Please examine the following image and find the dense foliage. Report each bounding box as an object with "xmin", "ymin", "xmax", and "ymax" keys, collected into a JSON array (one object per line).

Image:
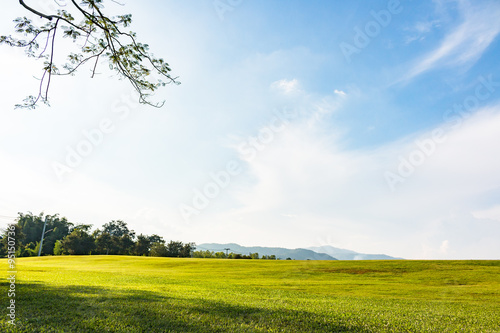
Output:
[
  {"xmin": 192, "ymin": 250, "xmax": 276, "ymax": 260},
  {"xmin": 0, "ymin": 212, "xmax": 193, "ymax": 258}
]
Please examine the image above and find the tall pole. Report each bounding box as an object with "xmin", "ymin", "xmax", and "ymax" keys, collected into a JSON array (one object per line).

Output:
[{"xmin": 38, "ymin": 216, "xmax": 48, "ymax": 257}]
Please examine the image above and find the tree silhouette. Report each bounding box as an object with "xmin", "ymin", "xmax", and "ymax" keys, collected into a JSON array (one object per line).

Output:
[{"xmin": 0, "ymin": 0, "xmax": 179, "ymax": 109}]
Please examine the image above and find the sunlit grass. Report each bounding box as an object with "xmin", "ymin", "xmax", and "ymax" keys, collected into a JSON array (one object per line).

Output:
[{"xmin": 1, "ymin": 256, "xmax": 499, "ymax": 332}]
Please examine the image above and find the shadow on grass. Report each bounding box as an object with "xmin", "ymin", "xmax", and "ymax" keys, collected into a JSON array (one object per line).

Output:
[{"xmin": 0, "ymin": 281, "xmax": 362, "ymax": 333}]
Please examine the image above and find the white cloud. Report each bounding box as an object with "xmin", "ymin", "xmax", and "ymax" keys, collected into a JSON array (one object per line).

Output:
[
  {"xmin": 472, "ymin": 205, "xmax": 500, "ymax": 222},
  {"xmin": 270, "ymin": 79, "xmax": 301, "ymax": 95},
  {"xmin": 404, "ymin": 19, "xmax": 440, "ymax": 44},
  {"xmin": 439, "ymin": 240, "xmax": 449, "ymax": 253},
  {"xmin": 222, "ymin": 100, "xmax": 500, "ymax": 259},
  {"xmin": 414, "ymin": 20, "xmax": 440, "ymax": 34},
  {"xmin": 401, "ymin": 0, "xmax": 500, "ymax": 81},
  {"xmin": 334, "ymin": 89, "xmax": 346, "ymax": 96},
  {"xmin": 0, "ymin": 149, "xmax": 183, "ymax": 236}
]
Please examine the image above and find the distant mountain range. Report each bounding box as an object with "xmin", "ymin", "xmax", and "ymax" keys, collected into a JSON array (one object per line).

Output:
[
  {"xmin": 308, "ymin": 245, "xmax": 402, "ymax": 260},
  {"xmin": 196, "ymin": 243, "xmax": 402, "ymax": 260},
  {"xmin": 197, "ymin": 243, "xmax": 336, "ymax": 260}
]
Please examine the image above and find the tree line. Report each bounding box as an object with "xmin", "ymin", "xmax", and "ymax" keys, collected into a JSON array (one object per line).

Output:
[
  {"xmin": 192, "ymin": 250, "xmax": 278, "ymax": 260},
  {"xmin": 0, "ymin": 212, "xmax": 194, "ymax": 258}
]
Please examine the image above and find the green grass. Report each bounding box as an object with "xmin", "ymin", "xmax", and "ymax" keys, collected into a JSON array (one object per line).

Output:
[{"xmin": 1, "ymin": 256, "xmax": 499, "ymax": 332}]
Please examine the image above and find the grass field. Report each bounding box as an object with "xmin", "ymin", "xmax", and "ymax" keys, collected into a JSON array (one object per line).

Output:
[{"xmin": 1, "ymin": 256, "xmax": 499, "ymax": 332}]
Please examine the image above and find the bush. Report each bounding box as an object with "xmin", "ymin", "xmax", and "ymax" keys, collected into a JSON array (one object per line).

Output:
[
  {"xmin": 150, "ymin": 242, "xmax": 169, "ymax": 257},
  {"xmin": 54, "ymin": 240, "xmax": 68, "ymax": 255}
]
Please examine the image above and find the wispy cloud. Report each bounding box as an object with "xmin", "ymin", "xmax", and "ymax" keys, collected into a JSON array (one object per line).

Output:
[
  {"xmin": 404, "ymin": 19, "xmax": 440, "ymax": 44},
  {"xmin": 270, "ymin": 79, "xmax": 302, "ymax": 95},
  {"xmin": 472, "ymin": 205, "xmax": 500, "ymax": 222},
  {"xmin": 401, "ymin": 0, "xmax": 500, "ymax": 82}
]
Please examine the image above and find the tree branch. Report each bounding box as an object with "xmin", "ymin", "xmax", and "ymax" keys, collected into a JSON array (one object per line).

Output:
[
  {"xmin": 19, "ymin": 0, "xmax": 89, "ymax": 33},
  {"xmin": 19, "ymin": 0, "xmax": 54, "ymax": 21},
  {"xmin": 6, "ymin": 0, "xmax": 180, "ymax": 108},
  {"xmin": 44, "ymin": 19, "xmax": 59, "ymax": 101}
]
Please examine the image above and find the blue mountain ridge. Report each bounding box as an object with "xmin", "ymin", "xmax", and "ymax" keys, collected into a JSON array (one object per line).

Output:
[{"xmin": 196, "ymin": 243, "xmax": 403, "ymax": 260}]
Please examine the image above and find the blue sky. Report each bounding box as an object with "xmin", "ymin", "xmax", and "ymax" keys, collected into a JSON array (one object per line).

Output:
[{"xmin": 1, "ymin": 0, "xmax": 500, "ymax": 259}]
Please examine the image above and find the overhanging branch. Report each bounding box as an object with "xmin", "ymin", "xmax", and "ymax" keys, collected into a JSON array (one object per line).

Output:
[
  {"xmin": 4, "ymin": 0, "xmax": 180, "ymax": 109},
  {"xmin": 19, "ymin": 0, "xmax": 54, "ymax": 21}
]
